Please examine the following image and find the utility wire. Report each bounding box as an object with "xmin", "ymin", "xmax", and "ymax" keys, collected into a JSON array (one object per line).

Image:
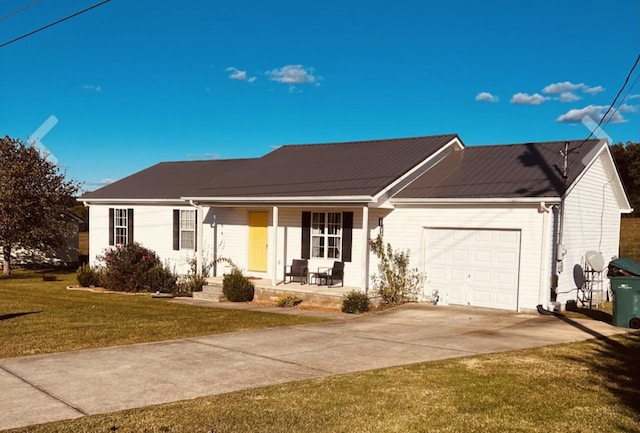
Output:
[
  {"xmin": 0, "ymin": 0, "xmax": 112, "ymax": 49},
  {"xmin": 601, "ymin": 71, "xmax": 640, "ymax": 131},
  {"xmin": 571, "ymin": 53, "xmax": 640, "ymax": 151},
  {"xmin": 0, "ymin": 0, "xmax": 44, "ymax": 23}
]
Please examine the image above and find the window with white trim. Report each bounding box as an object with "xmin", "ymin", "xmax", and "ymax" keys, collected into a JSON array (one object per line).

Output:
[
  {"xmin": 114, "ymin": 209, "xmax": 128, "ymax": 245},
  {"xmin": 311, "ymin": 212, "xmax": 342, "ymax": 259},
  {"xmin": 180, "ymin": 210, "xmax": 195, "ymax": 250}
]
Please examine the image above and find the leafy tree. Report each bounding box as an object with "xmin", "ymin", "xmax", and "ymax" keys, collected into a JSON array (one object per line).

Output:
[
  {"xmin": 0, "ymin": 136, "xmax": 80, "ymax": 274},
  {"xmin": 610, "ymin": 141, "xmax": 640, "ymax": 217}
]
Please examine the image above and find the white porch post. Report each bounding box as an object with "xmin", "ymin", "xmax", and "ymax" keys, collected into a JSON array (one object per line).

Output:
[
  {"xmin": 196, "ymin": 204, "xmax": 203, "ymax": 276},
  {"xmin": 361, "ymin": 206, "xmax": 369, "ymax": 292},
  {"xmin": 272, "ymin": 206, "xmax": 279, "ymax": 286}
]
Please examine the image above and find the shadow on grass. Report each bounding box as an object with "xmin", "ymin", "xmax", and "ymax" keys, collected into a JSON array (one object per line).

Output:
[
  {"xmin": 0, "ymin": 311, "xmax": 42, "ymax": 321},
  {"xmin": 553, "ymin": 314, "xmax": 640, "ymax": 431},
  {"xmin": 570, "ymin": 308, "xmax": 613, "ymax": 324}
]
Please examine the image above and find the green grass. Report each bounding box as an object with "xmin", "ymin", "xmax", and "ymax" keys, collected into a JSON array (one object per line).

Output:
[
  {"xmin": 8, "ymin": 332, "xmax": 639, "ymax": 433},
  {"xmin": 0, "ymin": 269, "xmax": 326, "ymax": 359},
  {"xmin": 620, "ymin": 218, "xmax": 639, "ymax": 262}
]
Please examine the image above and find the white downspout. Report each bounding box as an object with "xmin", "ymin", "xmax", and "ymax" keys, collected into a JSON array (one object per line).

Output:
[
  {"xmin": 538, "ymin": 201, "xmax": 552, "ymax": 307},
  {"xmin": 189, "ymin": 200, "xmax": 203, "ymax": 276}
]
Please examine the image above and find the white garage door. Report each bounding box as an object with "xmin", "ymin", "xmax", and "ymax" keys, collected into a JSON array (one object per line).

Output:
[{"xmin": 424, "ymin": 228, "xmax": 521, "ymax": 311}]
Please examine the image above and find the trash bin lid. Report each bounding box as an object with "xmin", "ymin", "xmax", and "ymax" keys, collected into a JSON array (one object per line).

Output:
[{"xmin": 609, "ymin": 257, "xmax": 640, "ymax": 277}]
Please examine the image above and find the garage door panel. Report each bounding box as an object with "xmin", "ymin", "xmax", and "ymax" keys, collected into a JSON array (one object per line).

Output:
[{"xmin": 424, "ymin": 228, "xmax": 521, "ymax": 311}]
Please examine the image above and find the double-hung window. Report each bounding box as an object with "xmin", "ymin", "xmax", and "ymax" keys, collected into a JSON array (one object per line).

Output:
[
  {"xmin": 180, "ymin": 210, "xmax": 195, "ymax": 250},
  {"xmin": 311, "ymin": 212, "xmax": 342, "ymax": 259},
  {"xmin": 114, "ymin": 209, "xmax": 129, "ymax": 245},
  {"xmin": 173, "ymin": 209, "xmax": 197, "ymax": 251}
]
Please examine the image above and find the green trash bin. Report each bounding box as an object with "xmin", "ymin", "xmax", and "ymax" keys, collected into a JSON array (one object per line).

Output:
[
  {"xmin": 609, "ymin": 257, "xmax": 640, "ymax": 329},
  {"xmin": 610, "ymin": 277, "xmax": 640, "ymax": 329}
]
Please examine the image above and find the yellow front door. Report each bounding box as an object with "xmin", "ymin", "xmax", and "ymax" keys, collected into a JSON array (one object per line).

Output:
[{"xmin": 248, "ymin": 211, "xmax": 268, "ymax": 272}]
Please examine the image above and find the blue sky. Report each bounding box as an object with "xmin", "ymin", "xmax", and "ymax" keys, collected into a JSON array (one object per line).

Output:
[{"xmin": 1, "ymin": 0, "xmax": 639, "ymax": 191}]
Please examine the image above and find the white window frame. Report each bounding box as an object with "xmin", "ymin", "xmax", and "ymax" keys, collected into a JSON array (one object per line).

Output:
[
  {"xmin": 311, "ymin": 212, "xmax": 342, "ymax": 259},
  {"xmin": 180, "ymin": 209, "xmax": 196, "ymax": 250},
  {"xmin": 114, "ymin": 209, "xmax": 128, "ymax": 245}
]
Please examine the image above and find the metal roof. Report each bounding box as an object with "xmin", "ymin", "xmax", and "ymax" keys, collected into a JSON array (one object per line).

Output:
[
  {"xmin": 394, "ymin": 139, "xmax": 603, "ymax": 200},
  {"xmin": 82, "ymin": 134, "xmax": 458, "ymax": 200}
]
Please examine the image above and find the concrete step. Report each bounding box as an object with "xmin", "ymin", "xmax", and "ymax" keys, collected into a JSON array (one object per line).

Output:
[{"xmin": 192, "ymin": 283, "xmax": 226, "ymax": 302}]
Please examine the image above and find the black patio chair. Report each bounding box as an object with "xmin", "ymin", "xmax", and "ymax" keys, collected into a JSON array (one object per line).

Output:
[
  {"xmin": 317, "ymin": 261, "xmax": 344, "ymax": 287},
  {"xmin": 284, "ymin": 259, "xmax": 308, "ymax": 284}
]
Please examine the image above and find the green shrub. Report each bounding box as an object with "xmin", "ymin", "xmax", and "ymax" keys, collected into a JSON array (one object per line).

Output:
[
  {"xmin": 222, "ymin": 268, "xmax": 255, "ymax": 302},
  {"xmin": 174, "ymin": 274, "xmax": 207, "ymax": 297},
  {"xmin": 76, "ymin": 264, "xmax": 100, "ymax": 287},
  {"xmin": 369, "ymin": 234, "xmax": 425, "ymax": 307},
  {"xmin": 42, "ymin": 274, "xmax": 57, "ymax": 282},
  {"xmin": 277, "ymin": 294, "xmax": 303, "ymax": 307},
  {"xmin": 342, "ymin": 291, "xmax": 370, "ymax": 314},
  {"xmin": 98, "ymin": 243, "xmax": 171, "ymax": 292},
  {"xmin": 141, "ymin": 266, "xmax": 177, "ymax": 293}
]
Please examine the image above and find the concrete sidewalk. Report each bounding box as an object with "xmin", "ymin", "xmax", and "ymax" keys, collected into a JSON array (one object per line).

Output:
[{"xmin": 0, "ymin": 304, "xmax": 628, "ymax": 431}]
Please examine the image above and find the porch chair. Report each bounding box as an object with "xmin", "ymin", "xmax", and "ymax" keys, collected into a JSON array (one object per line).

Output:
[
  {"xmin": 284, "ymin": 259, "xmax": 308, "ymax": 284},
  {"xmin": 318, "ymin": 261, "xmax": 344, "ymax": 287}
]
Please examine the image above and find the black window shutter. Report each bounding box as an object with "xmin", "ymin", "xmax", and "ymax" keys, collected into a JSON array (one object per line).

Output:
[
  {"xmin": 173, "ymin": 210, "xmax": 180, "ymax": 250},
  {"xmin": 194, "ymin": 210, "xmax": 198, "ymax": 252},
  {"xmin": 342, "ymin": 212, "xmax": 353, "ymax": 262},
  {"xmin": 301, "ymin": 211, "xmax": 311, "ymax": 259},
  {"xmin": 108, "ymin": 208, "xmax": 114, "ymax": 246},
  {"xmin": 127, "ymin": 209, "xmax": 134, "ymax": 244}
]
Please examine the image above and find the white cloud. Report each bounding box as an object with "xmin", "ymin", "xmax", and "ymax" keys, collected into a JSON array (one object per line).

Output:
[
  {"xmin": 510, "ymin": 92, "xmax": 548, "ymax": 105},
  {"xmin": 82, "ymin": 84, "xmax": 102, "ymax": 92},
  {"xmin": 86, "ymin": 178, "xmax": 116, "ymax": 187},
  {"xmin": 186, "ymin": 152, "xmax": 221, "ymax": 160},
  {"xmin": 558, "ymin": 91, "xmax": 581, "ymax": 102},
  {"xmin": 268, "ymin": 65, "xmax": 318, "ymax": 85},
  {"xmin": 618, "ymin": 103, "xmax": 637, "ymax": 113},
  {"xmin": 629, "ymin": 94, "xmax": 640, "ymax": 100},
  {"xmin": 475, "ymin": 92, "xmax": 499, "ymax": 102},
  {"xmin": 556, "ymin": 104, "xmax": 628, "ymax": 124},
  {"xmin": 225, "ymin": 67, "xmax": 256, "ymax": 83},
  {"xmin": 542, "ymin": 81, "xmax": 604, "ymax": 95}
]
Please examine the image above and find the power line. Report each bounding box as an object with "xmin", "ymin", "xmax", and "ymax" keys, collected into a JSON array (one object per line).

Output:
[
  {"xmin": 0, "ymin": 0, "xmax": 44, "ymax": 23},
  {"xmin": 572, "ymin": 53, "xmax": 640, "ymax": 151},
  {"xmin": 0, "ymin": 0, "xmax": 112, "ymax": 49},
  {"xmin": 601, "ymin": 71, "xmax": 640, "ymax": 131}
]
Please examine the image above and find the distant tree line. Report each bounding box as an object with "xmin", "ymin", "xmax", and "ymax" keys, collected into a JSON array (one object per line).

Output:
[{"xmin": 610, "ymin": 141, "xmax": 640, "ymax": 217}]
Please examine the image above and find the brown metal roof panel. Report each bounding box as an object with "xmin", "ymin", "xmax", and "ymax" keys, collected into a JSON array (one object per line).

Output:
[{"xmin": 396, "ymin": 139, "xmax": 601, "ymax": 199}]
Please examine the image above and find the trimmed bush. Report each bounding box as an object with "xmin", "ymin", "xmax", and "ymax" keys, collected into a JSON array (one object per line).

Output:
[
  {"xmin": 277, "ymin": 294, "xmax": 303, "ymax": 307},
  {"xmin": 141, "ymin": 266, "xmax": 177, "ymax": 293},
  {"xmin": 223, "ymin": 268, "xmax": 255, "ymax": 302},
  {"xmin": 76, "ymin": 264, "xmax": 100, "ymax": 287},
  {"xmin": 342, "ymin": 290, "xmax": 370, "ymax": 314},
  {"xmin": 98, "ymin": 243, "xmax": 171, "ymax": 292}
]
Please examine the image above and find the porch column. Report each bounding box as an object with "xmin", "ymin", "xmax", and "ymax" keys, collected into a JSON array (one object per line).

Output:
[
  {"xmin": 272, "ymin": 206, "xmax": 279, "ymax": 286},
  {"xmin": 361, "ymin": 206, "xmax": 369, "ymax": 292},
  {"xmin": 196, "ymin": 204, "xmax": 203, "ymax": 276}
]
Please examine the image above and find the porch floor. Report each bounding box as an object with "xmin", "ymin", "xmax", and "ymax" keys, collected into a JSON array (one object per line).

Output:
[{"xmin": 204, "ymin": 277, "xmax": 360, "ymax": 310}]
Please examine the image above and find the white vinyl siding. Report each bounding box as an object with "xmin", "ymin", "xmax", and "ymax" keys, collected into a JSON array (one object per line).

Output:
[{"xmin": 557, "ymin": 152, "xmax": 623, "ymax": 306}]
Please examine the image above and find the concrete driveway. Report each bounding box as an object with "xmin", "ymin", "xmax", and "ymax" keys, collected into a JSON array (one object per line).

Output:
[{"xmin": 0, "ymin": 304, "xmax": 627, "ymax": 431}]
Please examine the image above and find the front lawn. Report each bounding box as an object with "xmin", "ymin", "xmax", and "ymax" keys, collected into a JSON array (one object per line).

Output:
[
  {"xmin": 620, "ymin": 217, "xmax": 639, "ymax": 262},
  {"xmin": 0, "ymin": 270, "xmax": 326, "ymax": 359},
  {"xmin": 8, "ymin": 332, "xmax": 639, "ymax": 433}
]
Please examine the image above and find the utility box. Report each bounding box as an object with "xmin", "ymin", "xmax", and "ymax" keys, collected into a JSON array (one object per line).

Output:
[{"xmin": 608, "ymin": 257, "xmax": 640, "ymax": 329}]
